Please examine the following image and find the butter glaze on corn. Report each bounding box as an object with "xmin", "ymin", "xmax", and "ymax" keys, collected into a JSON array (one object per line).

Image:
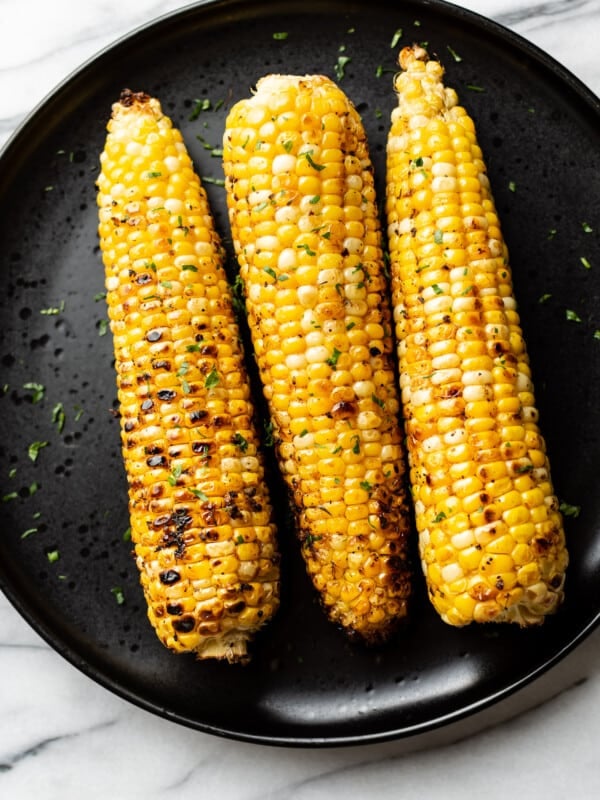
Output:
[
  {"xmin": 223, "ymin": 75, "xmax": 412, "ymax": 644},
  {"xmin": 385, "ymin": 47, "xmax": 568, "ymax": 627},
  {"xmin": 97, "ymin": 90, "xmax": 279, "ymax": 662}
]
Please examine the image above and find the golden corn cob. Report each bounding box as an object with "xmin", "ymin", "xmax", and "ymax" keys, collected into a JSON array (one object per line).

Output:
[
  {"xmin": 222, "ymin": 75, "xmax": 412, "ymax": 644},
  {"xmin": 385, "ymin": 45, "xmax": 568, "ymax": 626},
  {"xmin": 96, "ymin": 89, "xmax": 279, "ymax": 662}
]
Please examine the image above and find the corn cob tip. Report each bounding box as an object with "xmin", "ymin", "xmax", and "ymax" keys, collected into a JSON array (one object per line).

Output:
[
  {"xmin": 195, "ymin": 633, "xmax": 251, "ymax": 664},
  {"xmin": 398, "ymin": 43, "xmax": 430, "ymax": 70},
  {"xmin": 118, "ymin": 87, "xmax": 151, "ymax": 107}
]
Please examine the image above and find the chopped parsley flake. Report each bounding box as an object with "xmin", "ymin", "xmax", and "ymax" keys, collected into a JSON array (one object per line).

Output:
[
  {"xmin": 335, "ymin": 55, "xmax": 351, "ymax": 81},
  {"xmin": 302, "ymin": 151, "xmax": 325, "ymax": 171},
  {"xmin": 168, "ymin": 464, "xmax": 183, "ymax": 486},
  {"xmin": 390, "ymin": 28, "xmax": 403, "ymax": 48},
  {"xmin": 191, "ymin": 488, "xmax": 209, "ymax": 501},
  {"xmin": 565, "ymin": 309, "xmax": 582, "ymax": 323},
  {"xmin": 21, "ymin": 528, "xmax": 38, "ymax": 539},
  {"xmin": 28, "ymin": 441, "xmax": 48, "ymax": 463},
  {"xmin": 232, "ymin": 432, "xmax": 249, "ymax": 452},
  {"xmin": 98, "ymin": 319, "xmax": 109, "ymax": 336},
  {"xmin": 46, "ymin": 550, "xmax": 60, "ymax": 564},
  {"xmin": 351, "ymin": 435, "xmax": 361, "ymax": 455},
  {"xmin": 466, "ymin": 84, "xmax": 485, "ymax": 92},
  {"xmin": 204, "ymin": 367, "xmax": 220, "ymax": 389},
  {"xmin": 189, "ymin": 98, "xmax": 211, "ymax": 120},
  {"xmin": 23, "ymin": 382, "xmax": 45, "ymax": 403},
  {"xmin": 433, "ymin": 229, "xmax": 443, "ymax": 245},
  {"xmin": 559, "ymin": 501, "xmax": 580, "ymax": 518},
  {"xmin": 111, "ymin": 587, "xmax": 125, "ymax": 605},
  {"xmin": 273, "ymin": 31, "xmax": 288, "ymax": 40},
  {"xmin": 581, "ymin": 222, "xmax": 593, "ymax": 233},
  {"xmin": 580, "ymin": 256, "xmax": 591, "ymax": 269},
  {"xmin": 538, "ymin": 293, "xmax": 552, "ymax": 303},
  {"xmin": 447, "ymin": 44, "xmax": 462, "ymax": 62},
  {"xmin": 326, "ymin": 347, "xmax": 342, "ymax": 368},
  {"xmin": 40, "ymin": 300, "xmax": 65, "ymax": 316},
  {"xmin": 52, "ymin": 402, "xmax": 66, "ymax": 433},
  {"xmin": 508, "ymin": 181, "xmax": 516, "ymax": 192},
  {"xmin": 433, "ymin": 511, "xmax": 447, "ymax": 523}
]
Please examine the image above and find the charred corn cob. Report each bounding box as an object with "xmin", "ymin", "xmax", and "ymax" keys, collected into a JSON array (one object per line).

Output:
[
  {"xmin": 385, "ymin": 46, "xmax": 568, "ymax": 626},
  {"xmin": 223, "ymin": 75, "xmax": 412, "ymax": 644},
  {"xmin": 97, "ymin": 89, "xmax": 279, "ymax": 662}
]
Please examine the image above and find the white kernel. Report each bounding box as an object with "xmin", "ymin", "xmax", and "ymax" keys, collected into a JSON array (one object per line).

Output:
[
  {"xmin": 464, "ymin": 215, "xmax": 488, "ymax": 231},
  {"xmin": 345, "ymin": 174, "xmax": 363, "ymax": 190},
  {"xmin": 410, "ymin": 387, "xmax": 433, "ymax": 407},
  {"xmin": 164, "ymin": 198, "xmax": 184, "ymax": 214},
  {"xmin": 256, "ymin": 235, "xmax": 279, "ymax": 252},
  {"xmin": 297, "ymin": 285, "xmax": 318, "ymax": 307},
  {"xmin": 431, "ymin": 367, "xmax": 462, "ymax": 385},
  {"xmin": 489, "ymin": 239, "xmax": 504, "ymax": 258},
  {"xmin": 272, "ymin": 153, "xmax": 296, "ymax": 174},
  {"xmin": 278, "ymin": 248, "xmax": 297, "ymax": 270},
  {"xmin": 249, "ymin": 189, "xmax": 272, "ymax": 207},
  {"xmin": 422, "ymin": 435, "xmax": 443, "ymax": 453},
  {"xmin": 354, "ymin": 380, "xmax": 375, "ymax": 398},
  {"xmin": 294, "ymin": 432, "xmax": 314, "ymax": 449},
  {"xmin": 432, "ymin": 175, "xmax": 457, "ymax": 192},
  {"xmin": 164, "ymin": 155, "xmax": 180, "ymax": 173},
  {"xmin": 431, "ymin": 162, "xmax": 456, "ymax": 177},
  {"xmin": 462, "ymin": 370, "xmax": 492, "ymax": 385},
  {"xmin": 462, "ymin": 384, "xmax": 493, "ymax": 401},
  {"xmin": 241, "ymin": 456, "xmax": 259, "ymax": 471},
  {"xmin": 516, "ymin": 372, "xmax": 533, "ymax": 392},
  {"xmin": 357, "ymin": 410, "xmax": 381, "ymax": 429},
  {"xmin": 106, "ymin": 276, "xmax": 119, "ymax": 291},
  {"xmin": 286, "ymin": 353, "xmax": 306, "ymax": 369},
  {"xmin": 221, "ymin": 457, "xmax": 241, "ymax": 473},
  {"xmin": 503, "ymin": 297, "xmax": 517, "ymax": 311},
  {"xmin": 423, "ymin": 283, "xmax": 449, "ymax": 300},
  {"xmin": 306, "ymin": 345, "xmax": 330, "ymax": 364},
  {"xmin": 305, "ymin": 330, "xmax": 324, "ymax": 347},
  {"xmin": 275, "ymin": 205, "xmax": 299, "ymax": 223},
  {"xmin": 441, "ymin": 563, "xmax": 464, "ymax": 583},
  {"xmin": 318, "ymin": 268, "xmax": 342, "ymax": 285},
  {"xmin": 343, "ymin": 237, "xmax": 363, "ymax": 255},
  {"xmin": 431, "ymin": 353, "xmax": 460, "ymax": 371},
  {"xmin": 423, "ymin": 295, "xmax": 452, "ymax": 316},
  {"xmin": 125, "ymin": 141, "xmax": 142, "ymax": 155}
]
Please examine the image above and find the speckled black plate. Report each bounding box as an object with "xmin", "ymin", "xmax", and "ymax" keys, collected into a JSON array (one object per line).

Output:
[{"xmin": 1, "ymin": 0, "xmax": 599, "ymax": 746}]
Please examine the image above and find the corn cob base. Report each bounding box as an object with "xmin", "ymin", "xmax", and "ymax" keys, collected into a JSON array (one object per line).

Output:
[
  {"xmin": 97, "ymin": 90, "xmax": 279, "ymax": 662},
  {"xmin": 223, "ymin": 74, "xmax": 412, "ymax": 644},
  {"xmin": 386, "ymin": 47, "xmax": 568, "ymax": 627}
]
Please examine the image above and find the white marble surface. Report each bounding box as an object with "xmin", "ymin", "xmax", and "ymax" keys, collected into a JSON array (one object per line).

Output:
[{"xmin": 1, "ymin": 0, "xmax": 599, "ymax": 797}]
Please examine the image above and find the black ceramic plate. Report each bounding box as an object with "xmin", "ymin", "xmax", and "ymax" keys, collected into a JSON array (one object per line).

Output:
[{"xmin": 1, "ymin": 0, "xmax": 599, "ymax": 747}]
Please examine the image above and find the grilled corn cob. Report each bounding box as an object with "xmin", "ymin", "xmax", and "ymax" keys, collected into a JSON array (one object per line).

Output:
[
  {"xmin": 97, "ymin": 89, "xmax": 279, "ymax": 662},
  {"xmin": 385, "ymin": 45, "xmax": 568, "ymax": 626},
  {"xmin": 223, "ymin": 75, "xmax": 412, "ymax": 644}
]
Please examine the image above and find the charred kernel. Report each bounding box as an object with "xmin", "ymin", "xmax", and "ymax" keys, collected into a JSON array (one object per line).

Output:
[
  {"xmin": 166, "ymin": 602, "xmax": 183, "ymax": 616},
  {"xmin": 141, "ymin": 399, "xmax": 154, "ymax": 411},
  {"xmin": 172, "ymin": 615, "xmax": 195, "ymax": 633},
  {"xmin": 190, "ymin": 409, "xmax": 208, "ymax": 422},
  {"xmin": 157, "ymin": 389, "xmax": 177, "ymax": 401},
  {"xmin": 147, "ymin": 454, "xmax": 167, "ymax": 467},
  {"xmin": 135, "ymin": 273, "xmax": 153, "ymax": 284},
  {"xmin": 124, "ymin": 420, "xmax": 136, "ymax": 432},
  {"xmin": 159, "ymin": 569, "xmax": 181, "ymax": 585},
  {"xmin": 146, "ymin": 329, "xmax": 162, "ymax": 342}
]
